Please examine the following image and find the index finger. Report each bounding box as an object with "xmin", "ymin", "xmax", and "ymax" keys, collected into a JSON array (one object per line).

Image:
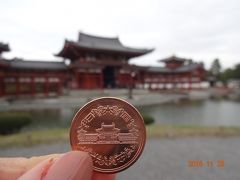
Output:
[{"xmin": 0, "ymin": 154, "xmax": 61, "ymax": 180}]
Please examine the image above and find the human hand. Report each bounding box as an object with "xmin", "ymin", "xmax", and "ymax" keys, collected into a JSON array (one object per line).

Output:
[{"xmin": 0, "ymin": 151, "xmax": 116, "ymax": 180}]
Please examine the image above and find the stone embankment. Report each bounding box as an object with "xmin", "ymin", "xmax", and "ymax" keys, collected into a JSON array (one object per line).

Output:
[{"xmin": 0, "ymin": 89, "xmax": 188, "ymax": 110}]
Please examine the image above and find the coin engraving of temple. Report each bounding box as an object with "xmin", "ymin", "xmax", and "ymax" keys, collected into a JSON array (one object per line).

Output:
[
  {"xmin": 0, "ymin": 32, "xmax": 206, "ymax": 97},
  {"xmin": 77, "ymin": 122, "xmax": 138, "ymax": 144}
]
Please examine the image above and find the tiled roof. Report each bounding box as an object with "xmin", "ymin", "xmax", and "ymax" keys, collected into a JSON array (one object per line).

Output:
[
  {"xmin": 158, "ymin": 55, "xmax": 189, "ymax": 62},
  {"xmin": 8, "ymin": 59, "xmax": 67, "ymax": 70},
  {"xmin": 0, "ymin": 42, "xmax": 10, "ymax": 52},
  {"xmin": 0, "ymin": 59, "xmax": 9, "ymax": 67},
  {"xmin": 74, "ymin": 32, "xmax": 152, "ymax": 54},
  {"xmin": 148, "ymin": 63, "xmax": 202, "ymax": 73},
  {"xmin": 175, "ymin": 63, "xmax": 200, "ymax": 72},
  {"xmin": 147, "ymin": 66, "xmax": 171, "ymax": 73},
  {"xmin": 56, "ymin": 32, "xmax": 153, "ymax": 58}
]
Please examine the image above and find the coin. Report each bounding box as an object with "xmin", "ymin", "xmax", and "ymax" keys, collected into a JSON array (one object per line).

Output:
[{"xmin": 70, "ymin": 97, "xmax": 146, "ymax": 173}]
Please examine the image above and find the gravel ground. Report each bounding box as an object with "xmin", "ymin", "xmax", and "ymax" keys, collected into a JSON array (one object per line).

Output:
[{"xmin": 1, "ymin": 137, "xmax": 239, "ymax": 180}]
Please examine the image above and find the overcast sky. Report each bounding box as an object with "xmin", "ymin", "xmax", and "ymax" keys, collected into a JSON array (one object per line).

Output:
[{"xmin": 1, "ymin": 0, "xmax": 240, "ymax": 69}]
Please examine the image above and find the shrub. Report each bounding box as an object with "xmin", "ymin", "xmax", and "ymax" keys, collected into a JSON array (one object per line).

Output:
[
  {"xmin": 142, "ymin": 114, "xmax": 155, "ymax": 125},
  {"xmin": 0, "ymin": 112, "xmax": 32, "ymax": 135}
]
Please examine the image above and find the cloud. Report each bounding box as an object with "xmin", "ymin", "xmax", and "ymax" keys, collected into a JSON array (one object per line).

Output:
[{"xmin": 0, "ymin": 0, "xmax": 240, "ymax": 69}]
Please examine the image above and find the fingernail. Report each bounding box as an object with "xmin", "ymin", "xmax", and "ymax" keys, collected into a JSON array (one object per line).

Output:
[{"xmin": 43, "ymin": 151, "xmax": 93, "ymax": 180}]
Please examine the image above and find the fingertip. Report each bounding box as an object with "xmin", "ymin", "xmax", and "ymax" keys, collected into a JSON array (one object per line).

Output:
[
  {"xmin": 44, "ymin": 151, "xmax": 93, "ymax": 180},
  {"xmin": 18, "ymin": 157, "xmax": 58, "ymax": 180},
  {"xmin": 18, "ymin": 151, "xmax": 93, "ymax": 180}
]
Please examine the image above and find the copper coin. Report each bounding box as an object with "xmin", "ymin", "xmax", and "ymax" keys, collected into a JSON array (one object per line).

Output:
[{"xmin": 70, "ymin": 97, "xmax": 146, "ymax": 173}]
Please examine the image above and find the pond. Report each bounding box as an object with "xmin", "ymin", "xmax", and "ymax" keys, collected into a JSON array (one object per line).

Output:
[
  {"xmin": 139, "ymin": 99, "xmax": 240, "ymax": 126},
  {"xmin": 16, "ymin": 99, "xmax": 240, "ymax": 132}
]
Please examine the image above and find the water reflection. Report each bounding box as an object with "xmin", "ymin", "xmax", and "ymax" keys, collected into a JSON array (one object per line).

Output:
[
  {"xmin": 19, "ymin": 99, "xmax": 240, "ymax": 131},
  {"xmin": 139, "ymin": 99, "xmax": 240, "ymax": 126},
  {"xmin": 21, "ymin": 108, "xmax": 78, "ymax": 131}
]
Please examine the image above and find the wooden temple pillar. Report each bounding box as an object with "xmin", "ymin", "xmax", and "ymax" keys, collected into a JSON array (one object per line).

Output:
[
  {"xmin": 167, "ymin": 75, "xmax": 171, "ymax": 90},
  {"xmin": 0, "ymin": 75, "xmax": 4, "ymax": 97},
  {"xmin": 173, "ymin": 75, "xmax": 177, "ymax": 90},
  {"xmin": 188, "ymin": 74, "xmax": 192, "ymax": 90},
  {"xmin": 179, "ymin": 77, "xmax": 183, "ymax": 90},
  {"xmin": 198, "ymin": 79, "xmax": 202, "ymax": 90},
  {"xmin": 130, "ymin": 72, "xmax": 134, "ymax": 89},
  {"xmin": 162, "ymin": 82, "xmax": 165, "ymax": 90},
  {"xmin": 179, "ymin": 76, "xmax": 183, "ymax": 90},
  {"xmin": 44, "ymin": 75, "xmax": 49, "ymax": 97},
  {"xmin": 86, "ymin": 70, "xmax": 91, "ymax": 89},
  {"xmin": 140, "ymin": 72, "xmax": 145, "ymax": 89},
  {"xmin": 57, "ymin": 80, "xmax": 62, "ymax": 96},
  {"xmin": 31, "ymin": 76, "xmax": 36, "ymax": 96},
  {"xmin": 16, "ymin": 76, "xmax": 20, "ymax": 96},
  {"xmin": 100, "ymin": 71, "xmax": 104, "ymax": 89}
]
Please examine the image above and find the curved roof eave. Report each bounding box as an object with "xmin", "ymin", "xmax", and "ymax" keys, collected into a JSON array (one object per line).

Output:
[{"xmin": 56, "ymin": 40, "xmax": 153, "ymax": 59}]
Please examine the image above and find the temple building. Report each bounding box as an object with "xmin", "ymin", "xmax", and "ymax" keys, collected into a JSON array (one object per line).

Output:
[
  {"xmin": 0, "ymin": 42, "xmax": 10, "ymax": 56},
  {"xmin": 0, "ymin": 43, "xmax": 66, "ymax": 97},
  {"xmin": 77, "ymin": 122, "xmax": 138, "ymax": 144},
  {"xmin": 0, "ymin": 32, "xmax": 207, "ymax": 97},
  {"xmin": 0, "ymin": 59, "xmax": 66, "ymax": 97},
  {"xmin": 0, "ymin": 43, "xmax": 10, "ymax": 97},
  {"xmin": 96, "ymin": 122, "xmax": 120, "ymax": 142},
  {"xmin": 143, "ymin": 56, "xmax": 206, "ymax": 90},
  {"xmin": 56, "ymin": 32, "xmax": 153, "ymax": 89}
]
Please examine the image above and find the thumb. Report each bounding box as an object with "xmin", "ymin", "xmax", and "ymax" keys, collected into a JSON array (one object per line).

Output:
[{"xmin": 18, "ymin": 151, "xmax": 93, "ymax": 180}]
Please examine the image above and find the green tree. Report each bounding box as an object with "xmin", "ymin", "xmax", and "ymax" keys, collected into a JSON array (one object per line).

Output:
[
  {"xmin": 220, "ymin": 63, "xmax": 240, "ymax": 83},
  {"xmin": 210, "ymin": 58, "xmax": 221, "ymax": 78},
  {"xmin": 220, "ymin": 68, "xmax": 234, "ymax": 83},
  {"xmin": 232, "ymin": 64, "xmax": 240, "ymax": 79}
]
